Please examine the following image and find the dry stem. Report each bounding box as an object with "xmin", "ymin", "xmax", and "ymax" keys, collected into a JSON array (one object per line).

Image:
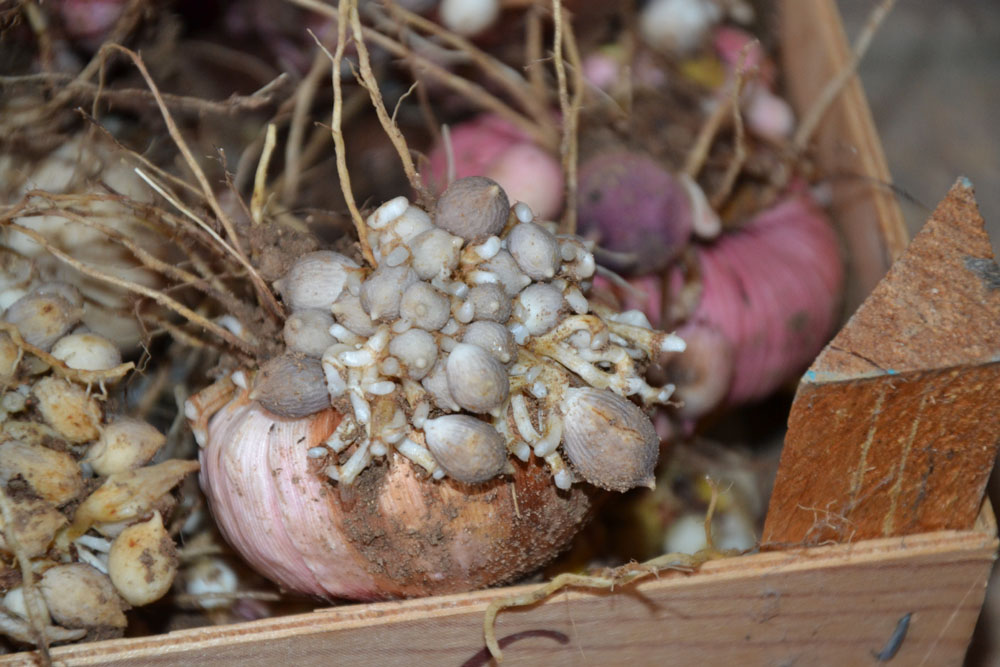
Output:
[
  {"xmin": 288, "ymin": 0, "xmax": 557, "ymax": 153},
  {"xmin": 0, "ymin": 322, "xmax": 134, "ymax": 385},
  {"xmin": 98, "ymin": 45, "xmax": 284, "ymax": 322},
  {"xmin": 710, "ymin": 43, "xmax": 755, "ymax": 209},
  {"xmin": 378, "ymin": 0, "xmax": 555, "ymax": 139},
  {"xmin": 312, "ymin": 10, "xmax": 377, "ymax": 267},
  {"xmin": 251, "ymin": 124, "xmax": 278, "ymax": 225},
  {"xmin": 20, "ymin": 194, "xmax": 248, "ymax": 317},
  {"xmin": 684, "ymin": 93, "xmax": 733, "ymax": 179},
  {"xmin": 525, "ymin": 5, "xmax": 549, "ymax": 106},
  {"xmin": 348, "ymin": 0, "xmax": 431, "ymax": 204},
  {"xmin": 1, "ymin": 71, "xmax": 289, "ymax": 117},
  {"xmin": 282, "ymin": 51, "xmax": 332, "ymax": 205},
  {"xmin": 483, "ymin": 478, "xmax": 736, "ymax": 661},
  {"xmin": 792, "ymin": 0, "xmax": 898, "ymax": 152},
  {"xmin": 0, "ymin": 221, "xmax": 257, "ymax": 355},
  {"xmin": 552, "ymin": 2, "xmax": 583, "ymax": 234}
]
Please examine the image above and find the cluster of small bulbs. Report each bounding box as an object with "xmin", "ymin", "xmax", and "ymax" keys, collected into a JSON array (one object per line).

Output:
[
  {"xmin": 232, "ymin": 176, "xmax": 685, "ymax": 493},
  {"xmin": 0, "ymin": 263, "xmax": 198, "ymax": 643}
]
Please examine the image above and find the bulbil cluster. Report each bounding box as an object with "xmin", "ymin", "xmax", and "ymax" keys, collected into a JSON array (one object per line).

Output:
[
  {"xmin": 0, "ymin": 266, "xmax": 196, "ymax": 645},
  {"xmin": 233, "ymin": 177, "xmax": 685, "ymax": 493}
]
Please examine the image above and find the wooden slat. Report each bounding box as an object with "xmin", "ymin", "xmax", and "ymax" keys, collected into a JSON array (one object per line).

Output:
[
  {"xmin": 763, "ymin": 182, "xmax": 1000, "ymax": 545},
  {"xmin": 4, "ymin": 523, "xmax": 994, "ymax": 666},
  {"xmin": 780, "ymin": 0, "xmax": 910, "ymax": 311}
]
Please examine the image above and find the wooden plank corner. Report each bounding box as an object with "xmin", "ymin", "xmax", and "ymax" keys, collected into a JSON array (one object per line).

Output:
[{"xmin": 764, "ymin": 180, "xmax": 1000, "ymax": 546}]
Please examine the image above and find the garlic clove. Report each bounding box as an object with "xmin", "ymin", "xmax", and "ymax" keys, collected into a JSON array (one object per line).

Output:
[
  {"xmin": 33, "ymin": 376, "xmax": 102, "ymax": 443},
  {"xmin": 462, "ymin": 320, "xmax": 517, "ymax": 364},
  {"xmin": 481, "ymin": 250, "xmax": 532, "ymax": 296},
  {"xmin": 3, "ymin": 287, "xmax": 83, "ymax": 351},
  {"xmin": 659, "ymin": 323, "xmax": 733, "ymax": 420},
  {"xmin": 399, "ymin": 281, "xmax": 451, "ymax": 331},
  {"xmin": 359, "ymin": 265, "xmax": 418, "ymax": 321},
  {"xmin": 0, "ymin": 440, "xmax": 84, "ymax": 505},
  {"xmin": 40, "ymin": 563, "xmax": 128, "ymax": 630},
  {"xmin": 183, "ymin": 557, "xmax": 239, "ymax": 609},
  {"xmin": 0, "ymin": 491, "xmax": 67, "ymax": 557},
  {"xmin": 466, "ymin": 283, "xmax": 512, "ymax": 323},
  {"xmin": 50, "ymin": 332, "xmax": 123, "ymax": 371},
  {"xmin": 276, "ymin": 251, "xmax": 359, "ymax": 312},
  {"xmin": 507, "ymin": 221, "xmax": 562, "ymax": 280},
  {"xmin": 433, "ymin": 176, "xmax": 510, "ymax": 242},
  {"xmin": 423, "ymin": 415, "xmax": 507, "ymax": 484},
  {"xmin": 388, "ymin": 328, "xmax": 438, "ymax": 380},
  {"xmin": 639, "ymin": 0, "xmax": 721, "ymax": 56},
  {"xmin": 438, "ymin": 0, "xmax": 500, "ymax": 37},
  {"xmin": 0, "ymin": 331, "xmax": 20, "ymax": 381},
  {"xmin": 283, "ymin": 309, "xmax": 338, "ymax": 357},
  {"xmin": 513, "ymin": 283, "xmax": 564, "ymax": 335},
  {"xmin": 108, "ymin": 511, "xmax": 178, "ymax": 607},
  {"xmin": 421, "ymin": 357, "xmax": 460, "ymax": 411},
  {"xmin": 331, "ymin": 293, "xmax": 377, "ymax": 337},
  {"xmin": 65, "ymin": 459, "xmax": 200, "ymax": 542},
  {"xmin": 560, "ymin": 387, "xmax": 659, "ymax": 492},
  {"xmin": 250, "ymin": 354, "xmax": 330, "ymax": 419},
  {"xmin": 408, "ymin": 228, "xmax": 463, "ymax": 280},
  {"xmin": 85, "ymin": 417, "xmax": 166, "ymax": 476},
  {"xmin": 445, "ymin": 343, "xmax": 509, "ymax": 413}
]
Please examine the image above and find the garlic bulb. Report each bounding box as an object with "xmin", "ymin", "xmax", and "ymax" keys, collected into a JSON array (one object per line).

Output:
[
  {"xmin": 191, "ymin": 185, "xmax": 687, "ymax": 600},
  {"xmin": 197, "ymin": 398, "xmax": 590, "ymax": 598}
]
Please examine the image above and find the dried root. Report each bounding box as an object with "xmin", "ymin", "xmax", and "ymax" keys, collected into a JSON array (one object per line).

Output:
[{"xmin": 484, "ymin": 478, "xmax": 740, "ymax": 661}]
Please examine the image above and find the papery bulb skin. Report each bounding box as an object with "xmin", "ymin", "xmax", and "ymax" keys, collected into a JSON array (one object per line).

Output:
[{"xmin": 197, "ymin": 394, "xmax": 592, "ymax": 600}]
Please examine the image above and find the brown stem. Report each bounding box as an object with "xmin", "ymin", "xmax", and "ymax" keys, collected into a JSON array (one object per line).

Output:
[
  {"xmin": 99, "ymin": 45, "xmax": 284, "ymax": 322},
  {"xmin": 311, "ymin": 8, "xmax": 377, "ymax": 267}
]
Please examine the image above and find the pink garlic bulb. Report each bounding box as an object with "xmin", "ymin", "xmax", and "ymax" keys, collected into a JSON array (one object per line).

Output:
[
  {"xmin": 712, "ymin": 25, "xmax": 794, "ymax": 141},
  {"xmin": 713, "ymin": 26, "xmax": 776, "ymax": 88},
  {"xmin": 196, "ymin": 392, "xmax": 591, "ymax": 600},
  {"xmin": 690, "ymin": 193, "xmax": 843, "ymax": 404},
  {"xmin": 57, "ymin": 0, "xmax": 127, "ymax": 44},
  {"xmin": 577, "ymin": 150, "xmax": 693, "ymax": 274},
  {"xmin": 426, "ymin": 114, "xmax": 564, "ymax": 220}
]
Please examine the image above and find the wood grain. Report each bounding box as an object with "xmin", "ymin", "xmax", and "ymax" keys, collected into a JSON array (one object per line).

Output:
[
  {"xmin": 764, "ymin": 182, "xmax": 1000, "ymax": 545},
  {"xmin": 2, "ymin": 519, "xmax": 994, "ymax": 666}
]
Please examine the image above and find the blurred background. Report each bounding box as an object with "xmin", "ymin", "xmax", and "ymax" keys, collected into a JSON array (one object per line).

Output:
[
  {"xmin": 838, "ymin": 0, "xmax": 999, "ymax": 248},
  {"xmin": 837, "ymin": 2, "xmax": 999, "ymax": 663}
]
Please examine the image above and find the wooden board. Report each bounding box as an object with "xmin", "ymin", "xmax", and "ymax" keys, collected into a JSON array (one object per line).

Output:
[
  {"xmin": 763, "ymin": 181, "xmax": 1000, "ymax": 546},
  {"xmin": 4, "ymin": 511, "xmax": 994, "ymax": 666}
]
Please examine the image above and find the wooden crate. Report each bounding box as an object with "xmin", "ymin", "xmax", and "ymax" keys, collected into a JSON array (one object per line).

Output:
[{"xmin": 5, "ymin": 1, "xmax": 994, "ymax": 665}]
